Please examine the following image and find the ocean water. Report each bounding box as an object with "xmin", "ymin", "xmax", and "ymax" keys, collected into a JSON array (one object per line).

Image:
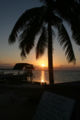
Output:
[
  {"xmin": 0, "ymin": 69, "xmax": 80, "ymax": 84},
  {"xmin": 32, "ymin": 70, "xmax": 80, "ymax": 84}
]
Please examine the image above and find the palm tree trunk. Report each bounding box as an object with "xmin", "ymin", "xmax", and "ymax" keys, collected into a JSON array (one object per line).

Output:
[{"xmin": 48, "ymin": 22, "xmax": 54, "ymax": 86}]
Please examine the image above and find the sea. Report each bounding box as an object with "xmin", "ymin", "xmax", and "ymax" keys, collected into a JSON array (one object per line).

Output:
[
  {"xmin": 32, "ymin": 70, "xmax": 80, "ymax": 84},
  {"xmin": 0, "ymin": 69, "xmax": 80, "ymax": 84}
]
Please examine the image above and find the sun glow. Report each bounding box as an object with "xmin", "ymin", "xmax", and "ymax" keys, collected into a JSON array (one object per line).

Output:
[
  {"xmin": 41, "ymin": 79, "xmax": 45, "ymax": 83},
  {"xmin": 41, "ymin": 64, "xmax": 45, "ymax": 67}
]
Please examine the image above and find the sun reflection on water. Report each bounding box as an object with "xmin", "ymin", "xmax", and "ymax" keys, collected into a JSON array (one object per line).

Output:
[{"xmin": 41, "ymin": 71, "xmax": 45, "ymax": 84}]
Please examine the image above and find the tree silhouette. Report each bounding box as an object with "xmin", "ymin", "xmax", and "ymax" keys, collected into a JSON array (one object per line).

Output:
[{"xmin": 9, "ymin": 0, "xmax": 80, "ymax": 85}]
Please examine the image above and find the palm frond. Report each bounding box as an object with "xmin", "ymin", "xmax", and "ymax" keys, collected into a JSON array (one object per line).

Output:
[
  {"xmin": 9, "ymin": 6, "xmax": 46, "ymax": 44},
  {"xmin": 19, "ymin": 14, "xmax": 45, "ymax": 57},
  {"xmin": 50, "ymin": 14, "xmax": 62, "ymax": 26},
  {"xmin": 21, "ymin": 48, "xmax": 26, "ymax": 58},
  {"xmin": 57, "ymin": 24, "xmax": 76, "ymax": 63},
  {"xmin": 36, "ymin": 26, "xmax": 48, "ymax": 59},
  {"xmin": 40, "ymin": 0, "xmax": 56, "ymax": 8},
  {"xmin": 71, "ymin": 21, "xmax": 80, "ymax": 45},
  {"xmin": 67, "ymin": 3, "xmax": 80, "ymax": 45},
  {"xmin": 59, "ymin": 2, "xmax": 80, "ymax": 46},
  {"xmin": 56, "ymin": 0, "xmax": 80, "ymax": 23}
]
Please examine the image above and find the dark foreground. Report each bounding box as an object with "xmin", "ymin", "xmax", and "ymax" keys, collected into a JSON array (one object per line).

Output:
[{"xmin": 0, "ymin": 82, "xmax": 80, "ymax": 120}]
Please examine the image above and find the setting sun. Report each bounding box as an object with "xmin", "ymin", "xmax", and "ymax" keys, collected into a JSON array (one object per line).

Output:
[{"xmin": 41, "ymin": 64, "xmax": 45, "ymax": 67}]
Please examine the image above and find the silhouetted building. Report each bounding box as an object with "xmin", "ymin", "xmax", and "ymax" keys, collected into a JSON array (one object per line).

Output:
[
  {"xmin": 0, "ymin": 63, "xmax": 34, "ymax": 83},
  {"xmin": 13, "ymin": 63, "xmax": 34, "ymax": 82},
  {"xmin": 13, "ymin": 63, "xmax": 34, "ymax": 70}
]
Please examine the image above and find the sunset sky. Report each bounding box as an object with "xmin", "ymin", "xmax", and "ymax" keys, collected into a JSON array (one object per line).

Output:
[{"xmin": 0, "ymin": 0, "xmax": 80, "ymax": 68}]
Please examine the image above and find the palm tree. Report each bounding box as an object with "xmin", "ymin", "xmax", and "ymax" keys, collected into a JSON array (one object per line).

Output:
[{"xmin": 9, "ymin": 0, "xmax": 80, "ymax": 85}]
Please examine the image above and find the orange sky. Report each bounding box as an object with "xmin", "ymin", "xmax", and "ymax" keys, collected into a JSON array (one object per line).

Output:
[
  {"xmin": 0, "ymin": 46, "xmax": 80, "ymax": 69},
  {"xmin": 0, "ymin": 26, "xmax": 80, "ymax": 69},
  {"xmin": 0, "ymin": 0, "xmax": 80, "ymax": 69}
]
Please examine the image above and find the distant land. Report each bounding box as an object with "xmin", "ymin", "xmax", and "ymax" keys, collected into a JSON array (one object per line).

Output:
[
  {"xmin": 0, "ymin": 64, "xmax": 13, "ymax": 69},
  {"xmin": 0, "ymin": 63, "xmax": 80, "ymax": 70},
  {"xmin": 35, "ymin": 66, "xmax": 80, "ymax": 70}
]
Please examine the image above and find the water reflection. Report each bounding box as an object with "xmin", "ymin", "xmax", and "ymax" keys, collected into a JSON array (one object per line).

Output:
[{"xmin": 41, "ymin": 71, "xmax": 45, "ymax": 83}]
